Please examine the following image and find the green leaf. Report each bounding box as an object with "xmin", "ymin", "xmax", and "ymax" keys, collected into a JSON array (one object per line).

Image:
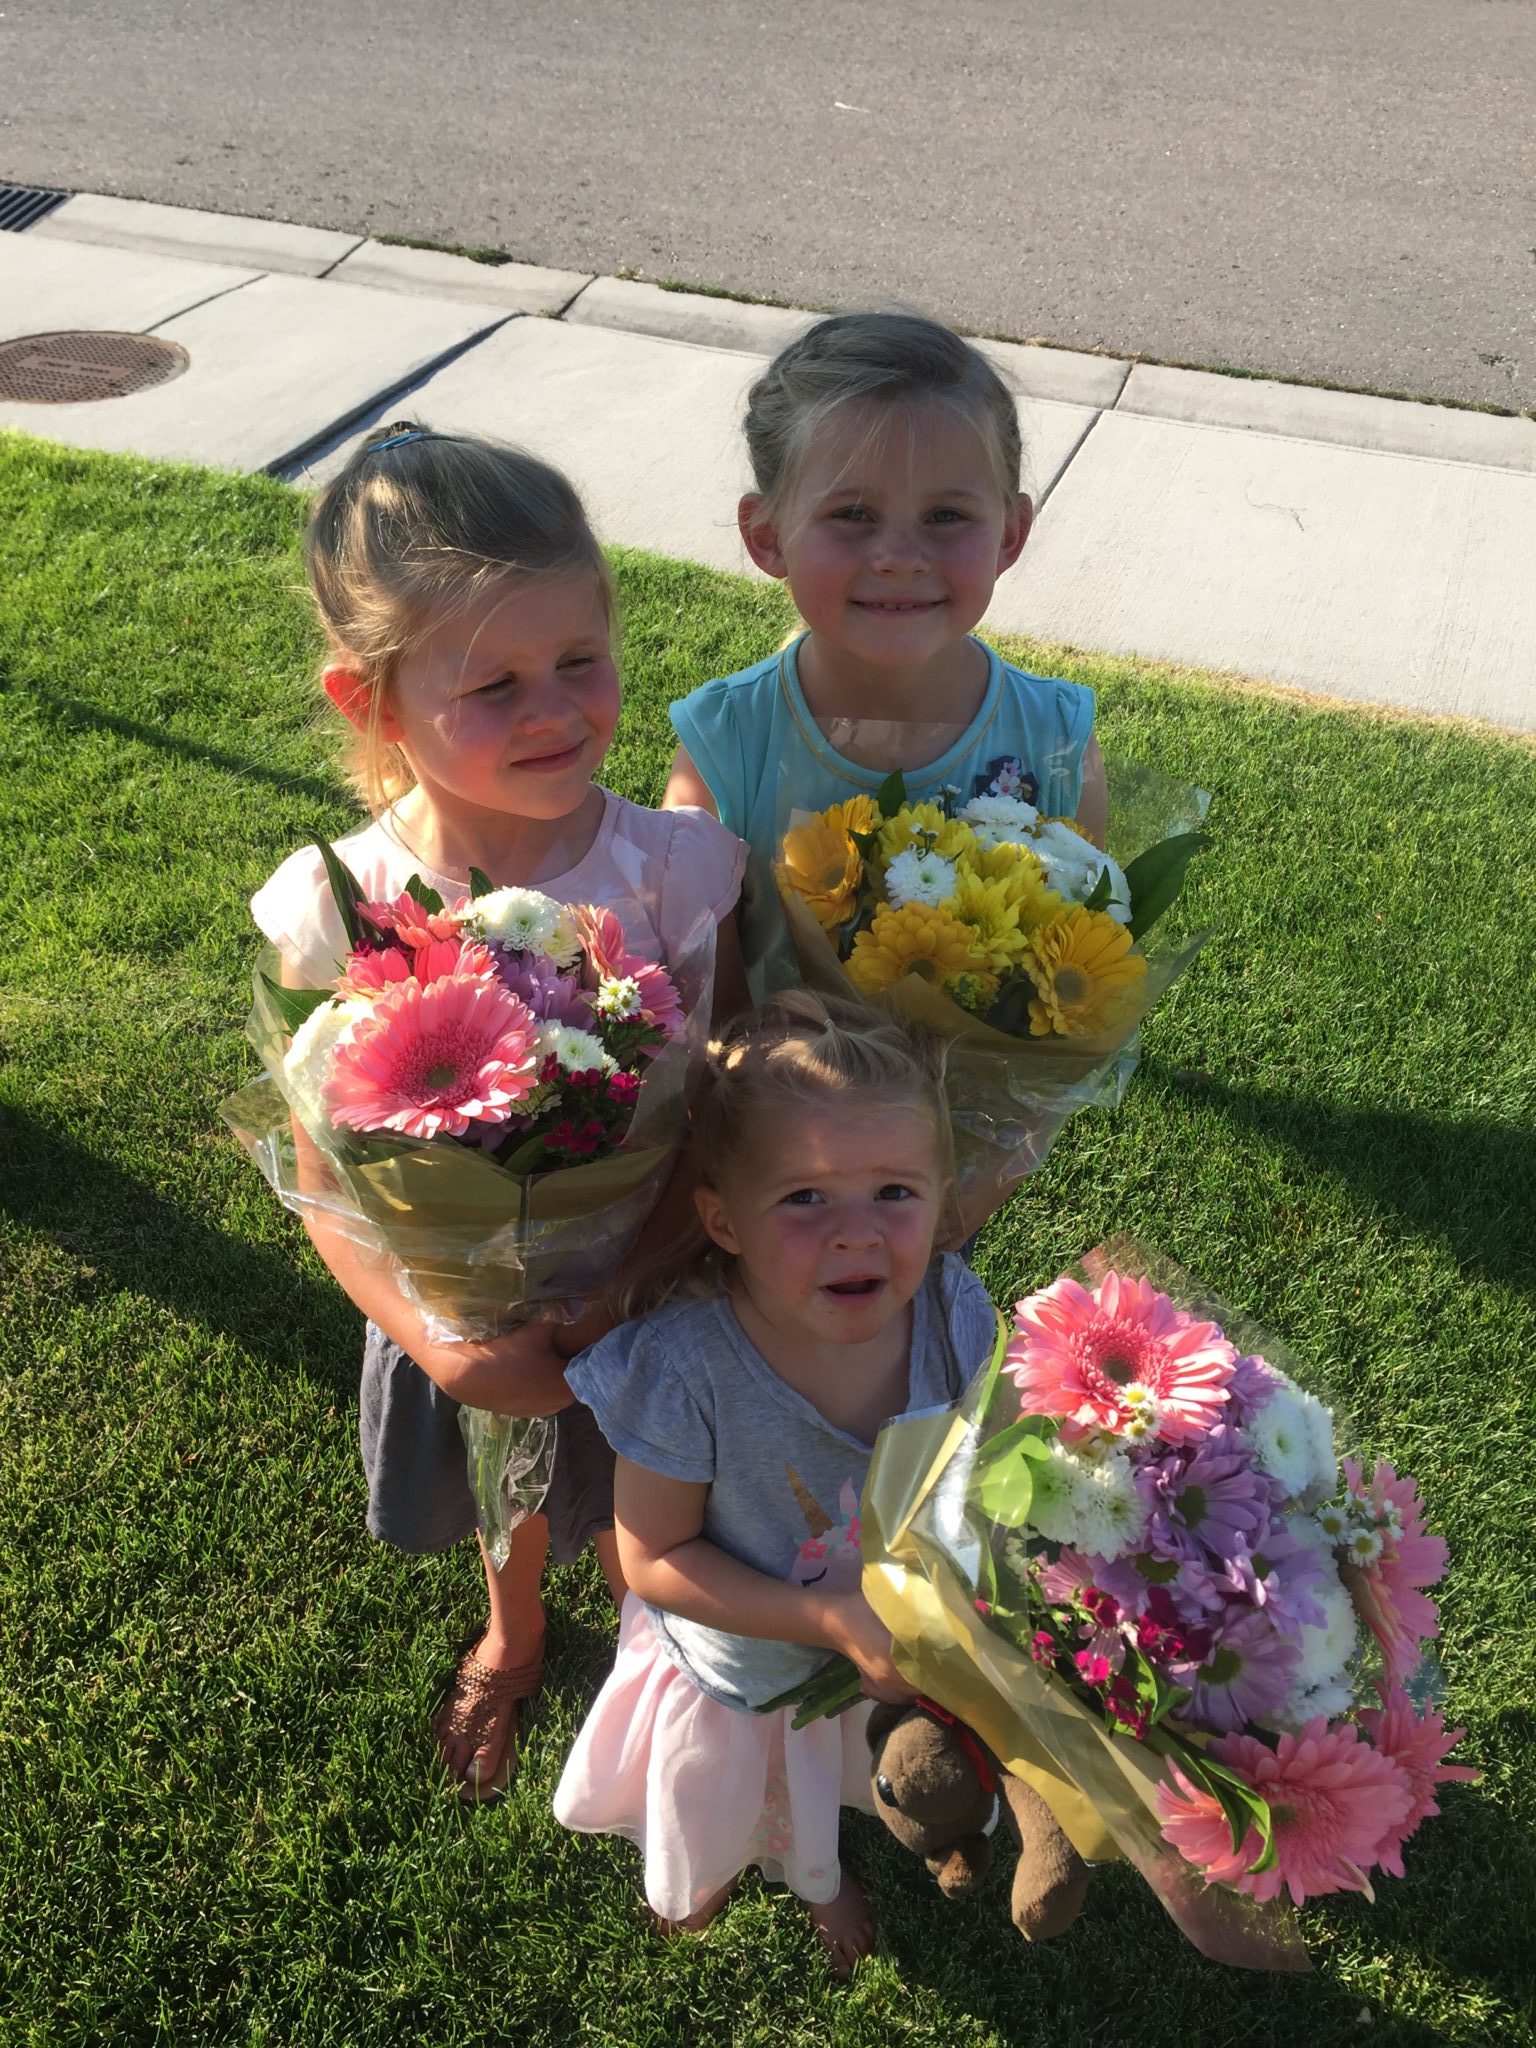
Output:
[
  {"xmin": 1082, "ymin": 862, "xmax": 1114, "ymax": 913},
  {"xmin": 259, "ymin": 975, "xmax": 334, "ymax": 1035},
  {"xmin": 975, "ymin": 1452, "xmax": 1038, "ymax": 1529},
  {"xmin": 985, "ymin": 974, "xmax": 1038, "ymax": 1037},
  {"xmin": 874, "ymin": 768, "xmax": 908, "ymax": 819},
  {"xmin": 315, "ymin": 835, "xmax": 367, "ymax": 950},
  {"xmin": 1123, "ymin": 829, "xmax": 1208, "ymax": 942},
  {"xmin": 495, "ymin": 1134, "xmax": 549, "ymax": 1175},
  {"xmin": 403, "ymin": 873, "xmax": 445, "ymax": 915},
  {"xmin": 1171, "ymin": 1747, "xmax": 1276, "ymax": 1869},
  {"xmin": 467, "ymin": 866, "xmax": 495, "ymax": 900},
  {"xmin": 976, "ymin": 1415, "xmax": 1054, "ymax": 1467}
]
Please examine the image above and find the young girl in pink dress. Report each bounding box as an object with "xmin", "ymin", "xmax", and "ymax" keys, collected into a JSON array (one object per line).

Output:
[
  {"xmin": 252, "ymin": 422, "xmax": 746, "ymax": 1801},
  {"xmin": 555, "ymin": 992, "xmax": 997, "ymax": 1974}
]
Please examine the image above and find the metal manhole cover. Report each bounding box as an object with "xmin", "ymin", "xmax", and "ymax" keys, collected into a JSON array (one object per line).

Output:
[{"xmin": 0, "ymin": 330, "xmax": 190, "ymax": 404}]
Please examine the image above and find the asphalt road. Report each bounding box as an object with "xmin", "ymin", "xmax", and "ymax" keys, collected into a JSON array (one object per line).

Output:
[{"xmin": 5, "ymin": 0, "xmax": 1534, "ymax": 409}]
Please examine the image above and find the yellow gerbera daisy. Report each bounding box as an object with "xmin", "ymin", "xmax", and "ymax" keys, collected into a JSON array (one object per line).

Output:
[
  {"xmin": 965, "ymin": 839, "xmax": 1065, "ymax": 933},
  {"xmin": 776, "ymin": 801, "xmax": 868, "ymax": 930},
  {"xmin": 847, "ymin": 902, "xmax": 990, "ymax": 995},
  {"xmin": 877, "ymin": 803, "xmax": 978, "ymax": 866},
  {"xmin": 1023, "ymin": 908, "xmax": 1148, "ymax": 1037}
]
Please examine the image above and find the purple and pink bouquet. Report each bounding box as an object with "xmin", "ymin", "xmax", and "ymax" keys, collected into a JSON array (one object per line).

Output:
[
  {"xmin": 1002, "ymin": 1256, "xmax": 1474, "ymax": 1917},
  {"xmin": 822, "ymin": 1243, "xmax": 1475, "ymax": 1967}
]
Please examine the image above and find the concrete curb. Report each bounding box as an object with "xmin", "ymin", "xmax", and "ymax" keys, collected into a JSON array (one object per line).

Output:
[
  {"xmin": 328, "ymin": 239, "xmax": 593, "ymax": 314},
  {"xmin": 1120, "ymin": 362, "xmax": 1536, "ymax": 477},
  {"xmin": 24, "ymin": 189, "xmax": 1533, "ymax": 475},
  {"xmin": 32, "ymin": 192, "xmax": 362, "ymax": 278}
]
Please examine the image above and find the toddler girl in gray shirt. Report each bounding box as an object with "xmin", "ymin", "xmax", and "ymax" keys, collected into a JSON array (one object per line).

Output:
[{"xmin": 556, "ymin": 992, "xmax": 997, "ymax": 1976}]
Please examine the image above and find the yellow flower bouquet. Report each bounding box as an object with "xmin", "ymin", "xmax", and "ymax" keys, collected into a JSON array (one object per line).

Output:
[{"xmin": 775, "ymin": 773, "xmax": 1207, "ymax": 1228}]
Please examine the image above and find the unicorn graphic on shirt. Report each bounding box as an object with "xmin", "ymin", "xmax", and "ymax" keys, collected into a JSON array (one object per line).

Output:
[{"xmin": 784, "ymin": 1467, "xmax": 862, "ymax": 1592}]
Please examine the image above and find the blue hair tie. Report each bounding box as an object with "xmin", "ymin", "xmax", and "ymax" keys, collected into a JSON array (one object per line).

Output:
[{"xmin": 370, "ymin": 425, "xmax": 433, "ymax": 454}]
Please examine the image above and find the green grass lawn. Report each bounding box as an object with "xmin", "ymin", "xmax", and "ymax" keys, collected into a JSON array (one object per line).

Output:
[{"xmin": 2, "ymin": 432, "xmax": 1533, "ymax": 2048}]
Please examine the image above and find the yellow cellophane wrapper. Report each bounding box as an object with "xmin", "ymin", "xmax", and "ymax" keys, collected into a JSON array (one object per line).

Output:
[{"xmin": 858, "ymin": 1370, "xmax": 1310, "ymax": 1972}]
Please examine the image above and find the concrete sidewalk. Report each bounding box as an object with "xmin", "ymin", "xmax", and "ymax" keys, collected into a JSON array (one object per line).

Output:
[{"xmin": 3, "ymin": 193, "xmax": 1533, "ymax": 733}]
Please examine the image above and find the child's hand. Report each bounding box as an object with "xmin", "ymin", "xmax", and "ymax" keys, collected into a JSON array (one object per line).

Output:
[{"xmin": 824, "ymin": 1592, "xmax": 918, "ymax": 1706}]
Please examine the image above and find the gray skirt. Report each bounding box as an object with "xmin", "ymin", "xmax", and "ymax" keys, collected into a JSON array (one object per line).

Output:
[{"xmin": 358, "ymin": 1323, "xmax": 615, "ymax": 1563}]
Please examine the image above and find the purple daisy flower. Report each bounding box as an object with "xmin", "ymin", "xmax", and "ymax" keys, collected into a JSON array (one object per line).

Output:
[
  {"xmin": 1139, "ymin": 1427, "xmax": 1279, "ymax": 1567},
  {"xmin": 1224, "ymin": 1353, "xmax": 1284, "ymax": 1428},
  {"xmin": 1171, "ymin": 1605, "xmax": 1301, "ymax": 1734},
  {"xmin": 492, "ymin": 948, "xmax": 594, "ymax": 1026}
]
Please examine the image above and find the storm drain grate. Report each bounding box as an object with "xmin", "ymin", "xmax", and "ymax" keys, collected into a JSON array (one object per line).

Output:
[
  {"xmin": 0, "ymin": 184, "xmax": 67, "ymax": 231},
  {"xmin": 0, "ymin": 330, "xmax": 191, "ymax": 403}
]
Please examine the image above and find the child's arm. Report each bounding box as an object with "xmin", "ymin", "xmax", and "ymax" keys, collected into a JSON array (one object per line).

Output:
[
  {"xmin": 614, "ymin": 1457, "xmax": 916, "ymax": 1704},
  {"xmin": 662, "ymin": 746, "xmax": 718, "ymax": 817},
  {"xmin": 1074, "ymin": 736, "xmax": 1108, "ymax": 848}
]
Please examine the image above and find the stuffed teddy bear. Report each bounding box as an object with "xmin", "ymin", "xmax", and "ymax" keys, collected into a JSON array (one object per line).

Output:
[{"xmin": 866, "ymin": 1699, "xmax": 1090, "ymax": 1939}]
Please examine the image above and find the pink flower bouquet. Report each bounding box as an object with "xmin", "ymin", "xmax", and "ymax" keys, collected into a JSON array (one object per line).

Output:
[
  {"xmin": 793, "ymin": 1243, "xmax": 1474, "ymax": 1968},
  {"xmin": 224, "ymin": 843, "xmax": 712, "ymax": 1562}
]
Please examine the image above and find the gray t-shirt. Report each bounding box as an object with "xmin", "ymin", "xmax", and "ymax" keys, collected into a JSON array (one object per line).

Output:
[{"xmin": 566, "ymin": 1254, "xmax": 997, "ymax": 1710}]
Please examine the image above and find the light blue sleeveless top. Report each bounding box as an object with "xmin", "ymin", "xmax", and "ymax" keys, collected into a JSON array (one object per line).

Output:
[{"xmin": 670, "ymin": 633, "xmax": 1095, "ymax": 997}]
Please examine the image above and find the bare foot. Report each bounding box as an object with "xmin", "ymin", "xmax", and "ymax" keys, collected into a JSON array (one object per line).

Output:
[
  {"xmin": 431, "ymin": 1632, "xmax": 545, "ymax": 1803},
  {"xmin": 808, "ymin": 1872, "xmax": 877, "ymax": 1980},
  {"xmin": 650, "ymin": 1877, "xmax": 738, "ymax": 1936}
]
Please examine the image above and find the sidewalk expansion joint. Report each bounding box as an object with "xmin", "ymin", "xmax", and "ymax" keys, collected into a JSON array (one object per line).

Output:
[
  {"xmin": 554, "ymin": 275, "xmax": 597, "ymax": 318},
  {"xmin": 272, "ymin": 314, "xmax": 519, "ymax": 482},
  {"xmin": 143, "ymin": 273, "xmax": 267, "ymax": 334},
  {"xmin": 313, "ymin": 237, "xmax": 370, "ymax": 281},
  {"xmin": 1035, "ymin": 409, "xmax": 1103, "ymax": 513}
]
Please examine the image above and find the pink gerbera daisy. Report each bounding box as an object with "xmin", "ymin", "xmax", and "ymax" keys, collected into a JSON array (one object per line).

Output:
[
  {"xmin": 361, "ymin": 889, "xmax": 465, "ymax": 949},
  {"xmin": 1157, "ymin": 1718, "xmax": 1413, "ymax": 1906},
  {"xmin": 324, "ymin": 970, "xmax": 541, "ymax": 1139},
  {"xmin": 1007, "ymin": 1271, "xmax": 1237, "ymax": 1443},
  {"xmin": 570, "ymin": 904, "xmax": 685, "ymax": 1038},
  {"xmin": 1340, "ymin": 1459, "xmax": 1447, "ymax": 1685},
  {"xmin": 1357, "ymin": 1682, "xmax": 1478, "ymax": 1878},
  {"xmin": 337, "ymin": 935, "xmax": 494, "ymax": 1001}
]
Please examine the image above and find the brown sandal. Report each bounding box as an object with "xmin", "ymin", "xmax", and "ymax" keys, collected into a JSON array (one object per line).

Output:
[{"xmin": 432, "ymin": 1634, "xmax": 546, "ymax": 1804}]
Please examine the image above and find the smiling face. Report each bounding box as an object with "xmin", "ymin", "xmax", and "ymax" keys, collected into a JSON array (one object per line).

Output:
[
  {"xmin": 696, "ymin": 1095, "xmax": 949, "ymax": 1353},
  {"xmin": 740, "ymin": 398, "xmax": 1031, "ymax": 680},
  {"xmin": 343, "ymin": 572, "xmax": 621, "ymax": 829}
]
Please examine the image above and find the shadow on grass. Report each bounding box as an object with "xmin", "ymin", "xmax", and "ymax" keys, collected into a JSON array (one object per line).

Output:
[
  {"xmin": 0, "ymin": 1101, "xmax": 358, "ymax": 1396},
  {"xmin": 1154, "ymin": 1066, "xmax": 1536, "ymax": 1293},
  {"xmin": 4, "ymin": 671, "xmax": 346, "ymax": 808}
]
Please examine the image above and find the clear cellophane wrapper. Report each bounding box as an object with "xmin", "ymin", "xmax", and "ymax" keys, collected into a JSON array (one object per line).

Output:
[
  {"xmin": 221, "ymin": 894, "xmax": 717, "ymax": 1565},
  {"xmin": 857, "ymin": 1240, "xmax": 1340, "ymax": 1971},
  {"xmin": 773, "ymin": 736, "xmax": 1210, "ymax": 1225}
]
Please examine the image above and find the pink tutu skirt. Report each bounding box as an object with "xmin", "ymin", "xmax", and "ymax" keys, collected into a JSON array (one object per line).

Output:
[{"xmin": 554, "ymin": 1594, "xmax": 876, "ymax": 1919}]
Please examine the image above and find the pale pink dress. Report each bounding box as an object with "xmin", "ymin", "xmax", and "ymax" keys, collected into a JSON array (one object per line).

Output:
[{"xmin": 555, "ymin": 1594, "xmax": 876, "ymax": 1918}]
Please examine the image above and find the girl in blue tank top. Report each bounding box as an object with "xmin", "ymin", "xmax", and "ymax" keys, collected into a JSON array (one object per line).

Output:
[{"xmin": 666, "ymin": 311, "xmax": 1105, "ymax": 996}]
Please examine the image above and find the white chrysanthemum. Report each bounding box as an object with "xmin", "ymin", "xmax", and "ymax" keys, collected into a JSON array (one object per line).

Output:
[
  {"xmin": 1248, "ymin": 1384, "xmax": 1319, "ymax": 1498},
  {"xmin": 1025, "ymin": 1443, "xmax": 1084, "ymax": 1546},
  {"xmin": 885, "ymin": 847, "xmax": 959, "ymax": 909},
  {"xmin": 1120, "ymin": 1382, "xmax": 1163, "ymax": 1443},
  {"xmin": 1072, "ymin": 1449, "xmax": 1149, "ymax": 1561},
  {"xmin": 469, "ymin": 886, "xmax": 579, "ymax": 962},
  {"xmin": 1313, "ymin": 1499, "xmax": 1351, "ymax": 1545},
  {"xmin": 1031, "ymin": 823, "xmax": 1131, "ymax": 923},
  {"xmin": 593, "ymin": 974, "xmax": 644, "ymax": 1020},
  {"xmin": 1299, "ymin": 1388, "xmax": 1338, "ymax": 1500},
  {"xmin": 958, "ymin": 793, "xmax": 1040, "ymax": 849},
  {"xmin": 537, "ymin": 1022, "xmax": 616, "ymax": 1075},
  {"xmin": 1291, "ymin": 1568, "xmax": 1359, "ymax": 1694},
  {"xmin": 281, "ymin": 996, "xmax": 371, "ymax": 1136}
]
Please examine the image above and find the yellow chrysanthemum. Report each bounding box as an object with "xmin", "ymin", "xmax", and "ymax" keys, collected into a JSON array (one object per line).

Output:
[
  {"xmin": 776, "ymin": 802, "xmax": 867, "ymax": 930},
  {"xmin": 877, "ymin": 802, "xmax": 978, "ymax": 866},
  {"xmin": 942, "ymin": 868, "xmax": 1038, "ymax": 973},
  {"xmin": 964, "ymin": 839, "xmax": 1065, "ymax": 934},
  {"xmin": 847, "ymin": 902, "xmax": 990, "ymax": 995},
  {"xmin": 1023, "ymin": 908, "xmax": 1148, "ymax": 1038},
  {"xmin": 836, "ymin": 792, "xmax": 882, "ymax": 837}
]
